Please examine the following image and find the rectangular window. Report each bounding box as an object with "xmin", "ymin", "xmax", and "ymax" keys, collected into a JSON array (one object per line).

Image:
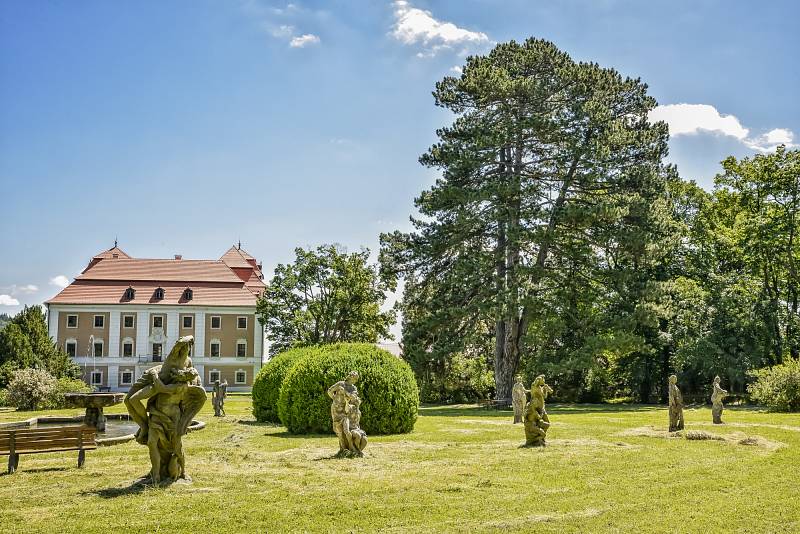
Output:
[
  {"xmin": 94, "ymin": 315, "xmax": 104, "ymax": 328},
  {"xmin": 66, "ymin": 315, "xmax": 78, "ymax": 328},
  {"xmin": 152, "ymin": 343, "xmax": 163, "ymax": 362},
  {"xmin": 210, "ymin": 342, "xmax": 220, "ymax": 358},
  {"xmin": 237, "ymin": 342, "xmax": 246, "ymax": 358},
  {"xmin": 152, "ymin": 316, "xmax": 163, "ymax": 329},
  {"xmin": 209, "ymin": 371, "xmax": 221, "ymax": 384},
  {"xmin": 120, "ymin": 371, "xmax": 133, "ymax": 385},
  {"xmin": 182, "ymin": 315, "xmax": 193, "ymax": 329},
  {"xmin": 65, "ymin": 341, "xmax": 77, "ymax": 358},
  {"xmin": 93, "ymin": 341, "xmax": 103, "ymax": 357},
  {"xmin": 210, "ymin": 316, "xmax": 221, "ymax": 329},
  {"xmin": 237, "ymin": 316, "xmax": 247, "ymax": 329},
  {"xmin": 90, "ymin": 371, "xmax": 103, "ymax": 386},
  {"xmin": 235, "ymin": 371, "xmax": 246, "ymax": 384},
  {"xmin": 123, "ymin": 342, "xmax": 133, "ymax": 357},
  {"xmin": 123, "ymin": 315, "xmax": 134, "ymax": 328}
]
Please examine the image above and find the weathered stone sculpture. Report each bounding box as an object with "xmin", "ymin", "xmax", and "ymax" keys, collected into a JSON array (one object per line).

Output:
[
  {"xmin": 124, "ymin": 335, "xmax": 206, "ymax": 484},
  {"xmin": 711, "ymin": 375, "xmax": 728, "ymax": 424},
  {"xmin": 511, "ymin": 375, "xmax": 528, "ymax": 424},
  {"xmin": 212, "ymin": 379, "xmax": 228, "ymax": 417},
  {"xmin": 668, "ymin": 374, "xmax": 684, "ymax": 432},
  {"xmin": 327, "ymin": 371, "xmax": 367, "ymax": 457},
  {"xmin": 523, "ymin": 375, "xmax": 553, "ymax": 447}
]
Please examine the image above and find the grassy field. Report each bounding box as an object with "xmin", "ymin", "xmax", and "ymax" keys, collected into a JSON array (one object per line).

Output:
[{"xmin": 1, "ymin": 397, "xmax": 799, "ymax": 533}]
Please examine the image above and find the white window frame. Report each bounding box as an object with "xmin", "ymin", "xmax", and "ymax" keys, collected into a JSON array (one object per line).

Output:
[
  {"xmin": 235, "ymin": 369, "xmax": 247, "ymax": 384},
  {"xmin": 182, "ymin": 315, "xmax": 193, "ymax": 329},
  {"xmin": 93, "ymin": 314, "xmax": 105, "ymax": 328},
  {"xmin": 92, "ymin": 339, "xmax": 104, "ymax": 357},
  {"xmin": 209, "ymin": 370, "xmax": 221, "ymax": 384},
  {"xmin": 210, "ymin": 315, "xmax": 221, "ymax": 330},
  {"xmin": 152, "ymin": 315, "xmax": 164, "ymax": 329},
  {"xmin": 122, "ymin": 314, "xmax": 135, "ymax": 329},
  {"xmin": 120, "ymin": 369, "xmax": 133, "ymax": 386},
  {"xmin": 122, "ymin": 337, "xmax": 134, "ymax": 358},
  {"xmin": 66, "ymin": 314, "xmax": 78, "ymax": 328},
  {"xmin": 209, "ymin": 339, "xmax": 221, "ymax": 358},
  {"xmin": 236, "ymin": 339, "xmax": 247, "ymax": 358},
  {"xmin": 237, "ymin": 316, "xmax": 247, "ymax": 330},
  {"xmin": 90, "ymin": 370, "xmax": 103, "ymax": 386},
  {"xmin": 65, "ymin": 338, "xmax": 77, "ymax": 358}
]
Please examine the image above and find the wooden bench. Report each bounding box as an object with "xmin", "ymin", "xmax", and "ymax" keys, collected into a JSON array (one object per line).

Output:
[{"xmin": 0, "ymin": 425, "xmax": 97, "ymax": 474}]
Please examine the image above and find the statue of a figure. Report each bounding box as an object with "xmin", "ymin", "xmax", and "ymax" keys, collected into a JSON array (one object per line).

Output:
[
  {"xmin": 327, "ymin": 371, "xmax": 367, "ymax": 458},
  {"xmin": 511, "ymin": 375, "xmax": 528, "ymax": 424},
  {"xmin": 668, "ymin": 374, "xmax": 684, "ymax": 432},
  {"xmin": 212, "ymin": 379, "xmax": 228, "ymax": 417},
  {"xmin": 124, "ymin": 335, "xmax": 206, "ymax": 484},
  {"xmin": 711, "ymin": 375, "xmax": 728, "ymax": 425},
  {"xmin": 523, "ymin": 375, "xmax": 553, "ymax": 447}
]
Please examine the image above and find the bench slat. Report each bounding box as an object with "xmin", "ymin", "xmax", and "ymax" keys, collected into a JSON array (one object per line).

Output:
[
  {"xmin": 6, "ymin": 438, "xmax": 93, "ymax": 451},
  {"xmin": 2, "ymin": 446, "xmax": 97, "ymax": 456}
]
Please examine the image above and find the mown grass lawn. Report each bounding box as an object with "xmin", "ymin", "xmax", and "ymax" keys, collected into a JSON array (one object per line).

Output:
[{"xmin": 1, "ymin": 397, "xmax": 799, "ymax": 533}]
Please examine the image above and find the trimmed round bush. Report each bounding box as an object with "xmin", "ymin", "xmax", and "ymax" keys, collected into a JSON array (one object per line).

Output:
[
  {"xmin": 252, "ymin": 347, "xmax": 319, "ymax": 423},
  {"xmin": 278, "ymin": 343, "xmax": 419, "ymax": 435}
]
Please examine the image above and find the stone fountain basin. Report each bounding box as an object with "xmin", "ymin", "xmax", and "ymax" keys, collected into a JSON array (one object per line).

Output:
[{"xmin": 64, "ymin": 392, "xmax": 125, "ymax": 408}]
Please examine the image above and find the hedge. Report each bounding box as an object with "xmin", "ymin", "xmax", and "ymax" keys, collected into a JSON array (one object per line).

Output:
[
  {"xmin": 252, "ymin": 347, "xmax": 318, "ymax": 423},
  {"xmin": 278, "ymin": 343, "xmax": 419, "ymax": 435}
]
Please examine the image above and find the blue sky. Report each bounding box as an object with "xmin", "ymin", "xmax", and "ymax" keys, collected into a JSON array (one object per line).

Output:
[{"xmin": 1, "ymin": 0, "xmax": 798, "ymax": 326}]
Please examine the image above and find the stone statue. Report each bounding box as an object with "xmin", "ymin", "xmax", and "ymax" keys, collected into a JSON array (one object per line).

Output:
[
  {"xmin": 212, "ymin": 379, "xmax": 228, "ymax": 417},
  {"xmin": 668, "ymin": 374, "xmax": 684, "ymax": 432},
  {"xmin": 711, "ymin": 375, "xmax": 728, "ymax": 424},
  {"xmin": 523, "ymin": 375, "xmax": 553, "ymax": 447},
  {"xmin": 124, "ymin": 335, "xmax": 206, "ymax": 484},
  {"xmin": 327, "ymin": 371, "xmax": 367, "ymax": 458},
  {"xmin": 512, "ymin": 375, "xmax": 528, "ymax": 424}
]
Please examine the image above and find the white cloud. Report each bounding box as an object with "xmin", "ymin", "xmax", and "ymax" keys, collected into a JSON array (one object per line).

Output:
[
  {"xmin": 0, "ymin": 294, "xmax": 20, "ymax": 306},
  {"xmin": 391, "ymin": 1, "xmax": 489, "ymax": 56},
  {"xmin": 649, "ymin": 103, "xmax": 796, "ymax": 153},
  {"xmin": 16, "ymin": 284, "xmax": 38, "ymax": 293},
  {"xmin": 49, "ymin": 275, "xmax": 70, "ymax": 289},
  {"xmin": 270, "ymin": 24, "xmax": 295, "ymax": 38},
  {"xmin": 289, "ymin": 34, "xmax": 320, "ymax": 48},
  {"xmin": 450, "ymin": 65, "xmax": 463, "ymax": 74}
]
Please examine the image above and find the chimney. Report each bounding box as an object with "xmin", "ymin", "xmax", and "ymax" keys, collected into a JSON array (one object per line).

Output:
[{"xmin": 174, "ymin": 254, "xmax": 182, "ymax": 260}]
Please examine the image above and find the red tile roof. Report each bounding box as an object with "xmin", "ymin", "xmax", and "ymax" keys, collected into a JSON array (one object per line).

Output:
[{"xmin": 47, "ymin": 246, "xmax": 266, "ymax": 306}]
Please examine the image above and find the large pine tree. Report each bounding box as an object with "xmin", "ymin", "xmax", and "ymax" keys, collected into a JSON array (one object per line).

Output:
[{"xmin": 382, "ymin": 39, "xmax": 672, "ymax": 399}]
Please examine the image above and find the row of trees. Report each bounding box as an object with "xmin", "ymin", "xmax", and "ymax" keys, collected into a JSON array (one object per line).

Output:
[{"xmin": 256, "ymin": 39, "xmax": 799, "ymax": 405}]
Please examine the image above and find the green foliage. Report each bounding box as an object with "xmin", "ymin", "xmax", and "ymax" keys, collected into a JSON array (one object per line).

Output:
[
  {"xmin": 257, "ymin": 245, "xmax": 397, "ymax": 356},
  {"xmin": 7, "ymin": 368, "xmax": 58, "ymax": 411},
  {"xmin": 381, "ymin": 37, "xmax": 673, "ymax": 400},
  {"xmin": 278, "ymin": 343, "xmax": 419, "ymax": 434},
  {"xmin": 748, "ymin": 359, "xmax": 800, "ymax": 412},
  {"xmin": 0, "ymin": 388, "xmax": 9, "ymax": 407},
  {"xmin": 0, "ymin": 313, "xmax": 10, "ymax": 331},
  {"xmin": 0, "ymin": 306, "xmax": 81, "ymax": 388},
  {"xmin": 252, "ymin": 347, "xmax": 316, "ymax": 423},
  {"xmin": 417, "ymin": 352, "xmax": 494, "ymax": 403},
  {"xmin": 5, "ymin": 368, "xmax": 90, "ymax": 411}
]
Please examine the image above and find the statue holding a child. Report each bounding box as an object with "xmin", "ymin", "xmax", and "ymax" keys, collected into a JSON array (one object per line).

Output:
[{"xmin": 124, "ymin": 335, "xmax": 206, "ymax": 484}]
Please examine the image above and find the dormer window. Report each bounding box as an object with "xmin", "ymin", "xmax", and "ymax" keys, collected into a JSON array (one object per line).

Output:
[
  {"xmin": 154, "ymin": 287, "xmax": 165, "ymax": 300},
  {"xmin": 124, "ymin": 287, "xmax": 135, "ymax": 301},
  {"xmin": 183, "ymin": 288, "xmax": 193, "ymax": 301}
]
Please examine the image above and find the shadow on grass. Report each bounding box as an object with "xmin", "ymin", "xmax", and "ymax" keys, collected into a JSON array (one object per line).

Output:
[
  {"xmin": 83, "ymin": 477, "xmax": 188, "ymax": 498},
  {"xmin": 420, "ymin": 403, "xmax": 666, "ymax": 417},
  {"xmin": 237, "ymin": 419, "xmax": 279, "ymax": 427},
  {"xmin": 266, "ymin": 431, "xmax": 331, "ymax": 439},
  {"xmin": 0, "ymin": 466, "xmax": 70, "ymax": 477}
]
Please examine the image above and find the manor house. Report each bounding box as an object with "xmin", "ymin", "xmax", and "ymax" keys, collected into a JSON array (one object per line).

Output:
[{"xmin": 46, "ymin": 244, "xmax": 266, "ymax": 392}]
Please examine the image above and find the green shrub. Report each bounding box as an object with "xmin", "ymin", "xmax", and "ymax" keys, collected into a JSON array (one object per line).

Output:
[
  {"xmin": 252, "ymin": 347, "xmax": 318, "ymax": 423},
  {"xmin": 52, "ymin": 377, "xmax": 92, "ymax": 408},
  {"xmin": 0, "ymin": 388, "xmax": 9, "ymax": 407},
  {"xmin": 748, "ymin": 358, "xmax": 800, "ymax": 412},
  {"xmin": 278, "ymin": 343, "xmax": 419, "ymax": 434}
]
